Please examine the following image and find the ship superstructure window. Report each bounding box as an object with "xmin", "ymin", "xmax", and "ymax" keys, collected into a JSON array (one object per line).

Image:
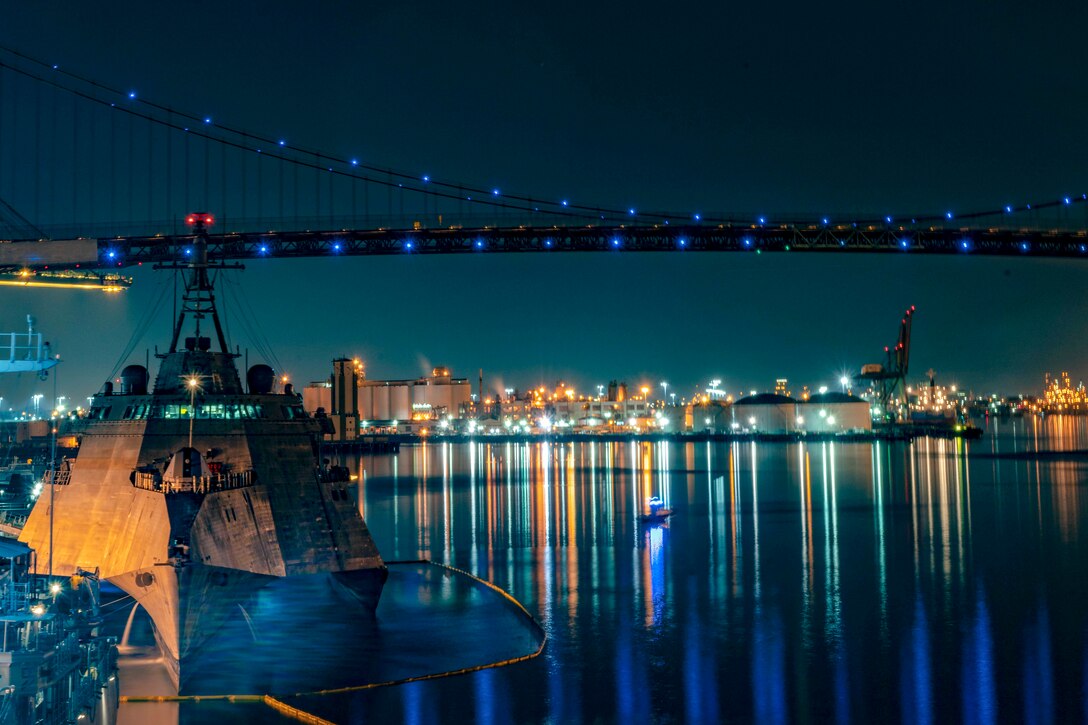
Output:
[
  {"xmin": 281, "ymin": 405, "xmax": 308, "ymax": 420},
  {"xmin": 88, "ymin": 406, "xmax": 111, "ymax": 420},
  {"xmin": 121, "ymin": 403, "xmax": 266, "ymax": 420}
]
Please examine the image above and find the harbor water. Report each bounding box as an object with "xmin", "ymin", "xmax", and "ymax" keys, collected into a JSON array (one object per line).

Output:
[
  {"xmin": 120, "ymin": 415, "xmax": 1088, "ymax": 723},
  {"xmin": 330, "ymin": 416, "xmax": 1087, "ymax": 723}
]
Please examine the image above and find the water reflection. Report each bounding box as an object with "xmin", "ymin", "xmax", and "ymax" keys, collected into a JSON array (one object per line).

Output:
[{"xmin": 333, "ymin": 427, "xmax": 1088, "ymax": 723}]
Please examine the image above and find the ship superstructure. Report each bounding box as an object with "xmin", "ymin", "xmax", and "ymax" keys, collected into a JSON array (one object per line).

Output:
[{"xmin": 19, "ymin": 214, "xmax": 386, "ymax": 688}]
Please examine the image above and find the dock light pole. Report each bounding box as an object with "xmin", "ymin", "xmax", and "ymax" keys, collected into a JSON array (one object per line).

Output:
[
  {"xmin": 660, "ymin": 382, "xmax": 668, "ymax": 404},
  {"xmin": 48, "ymin": 411, "xmax": 56, "ymax": 582},
  {"xmin": 187, "ymin": 377, "xmax": 200, "ymax": 449}
]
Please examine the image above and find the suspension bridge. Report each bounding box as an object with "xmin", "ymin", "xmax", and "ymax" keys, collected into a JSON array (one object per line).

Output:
[{"xmin": 1, "ymin": 45, "xmax": 1087, "ymax": 290}]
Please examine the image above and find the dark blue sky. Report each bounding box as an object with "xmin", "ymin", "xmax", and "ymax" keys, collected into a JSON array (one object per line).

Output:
[{"xmin": 1, "ymin": 2, "xmax": 1087, "ymax": 409}]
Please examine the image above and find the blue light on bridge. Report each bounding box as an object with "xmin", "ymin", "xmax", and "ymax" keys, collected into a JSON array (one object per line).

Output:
[
  {"xmin": 422, "ymin": 175, "xmax": 430, "ymax": 182},
  {"xmin": 561, "ymin": 200, "xmax": 569, "ymax": 207},
  {"xmin": 899, "ymin": 239, "xmax": 909, "ymax": 249},
  {"xmin": 1020, "ymin": 241, "xmax": 1030, "ymax": 251},
  {"xmin": 1005, "ymin": 205, "xmax": 1012, "ymax": 213},
  {"xmin": 758, "ymin": 216, "xmax": 766, "ymax": 225},
  {"xmin": 332, "ymin": 243, "xmax": 343, "ymax": 253},
  {"xmin": 204, "ymin": 117, "xmax": 212, "ymax": 125},
  {"xmin": 258, "ymin": 245, "xmax": 269, "ymax": 255},
  {"xmin": 475, "ymin": 239, "xmax": 484, "ymax": 249},
  {"xmin": 351, "ymin": 159, "xmax": 359, "ymax": 166},
  {"xmin": 946, "ymin": 211, "xmax": 954, "ymax": 220},
  {"xmin": 1081, "ymin": 245, "xmax": 1086, "ymax": 253},
  {"xmin": 629, "ymin": 208, "xmax": 636, "ymax": 216},
  {"xmin": 492, "ymin": 189, "xmax": 500, "ymax": 196},
  {"xmin": 822, "ymin": 218, "xmax": 829, "ymax": 226},
  {"xmin": 960, "ymin": 240, "xmax": 971, "ymax": 251},
  {"xmin": 405, "ymin": 241, "xmax": 414, "ymax": 251},
  {"xmin": 742, "ymin": 237, "xmax": 753, "ymax": 248},
  {"xmin": 611, "ymin": 238, "xmax": 621, "ymax": 248},
  {"xmin": 544, "ymin": 239, "xmax": 553, "ymax": 248},
  {"xmin": 106, "ymin": 250, "xmax": 117, "ymax": 260},
  {"xmin": 127, "ymin": 91, "xmax": 136, "ymax": 100},
  {"xmin": 1065, "ymin": 197, "xmax": 1072, "ymax": 204},
  {"xmin": 183, "ymin": 248, "xmax": 192, "ymax": 257},
  {"xmin": 278, "ymin": 140, "xmax": 286, "ymax": 147},
  {"xmin": 886, "ymin": 216, "xmax": 893, "ymax": 224},
  {"xmin": 678, "ymin": 238, "xmax": 687, "ymax": 248}
]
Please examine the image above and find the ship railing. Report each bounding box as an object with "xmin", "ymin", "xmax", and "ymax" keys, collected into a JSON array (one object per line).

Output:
[
  {"xmin": 42, "ymin": 469, "xmax": 71, "ymax": 486},
  {"xmin": 132, "ymin": 469, "xmax": 256, "ymax": 495},
  {"xmin": 0, "ymin": 581, "xmax": 30, "ymax": 615}
]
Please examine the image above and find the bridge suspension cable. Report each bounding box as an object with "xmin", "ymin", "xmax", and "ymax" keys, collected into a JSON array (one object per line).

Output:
[{"xmin": 1, "ymin": 43, "xmax": 1086, "ymax": 235}]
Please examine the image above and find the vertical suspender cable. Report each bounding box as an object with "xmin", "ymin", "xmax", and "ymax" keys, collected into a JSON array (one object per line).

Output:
[
  {"xmin": 204, "ymin": 132, "xmax": 210, "ymax": 211},
  {"xmin": 71, "ymin": 91, "xmax": 78, "ymax": 226},
  {"xmin": 147, "ymin": 108, "xmax": 154, "ymax": 226},
  {"xmin": 48, "ymin": 82, "xmax": 58, "ymax": 231},
  {"xmin": 33, "ymin": 76, "xmax": 40, "ymax": 223},
  {"xmin": 184, "ymin": 127, "xmax": 190, "ymax": 214},
  {"xmin": 128, "ymin": 104, "xmax": 135, "ymax": 226},
  {"xmin": 240, "ymin": 131, "xmax": 247, "ymax": 223},
  {"xmin": 165, "ymin": 110, "xmax": 172, "ymax": 226},
  {"xmin": 257, "ymin": 147, "xmax": 263, "ymax": 222},
  {"xmin": 220, "ymin": 139, "xmax": 226, "ymax": 228},
  {"xmin": 110, "ymin": 99, "xmax": 116, "ymax": 226}
]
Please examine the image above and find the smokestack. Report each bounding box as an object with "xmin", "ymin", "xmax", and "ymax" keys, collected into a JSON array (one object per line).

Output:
[{"xmin": 478, "ymin": 368, "xmax": 483, "ymax": 408}]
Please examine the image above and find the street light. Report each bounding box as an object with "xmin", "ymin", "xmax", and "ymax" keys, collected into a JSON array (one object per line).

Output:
[
  {"xmin": 840, "ymin": 376, "xmax": 850, "ymax": 393},
  {"xmin": 187, "ymin": 376, "xmax": 201, "ymax": 449},
  {"xmin": 32, "ymin": 394, "xmax": 43, "ymax": 417},
  {"xmin": 597, "ymin": 385, "xmax": 604, "ymax": 399},
  {"xmin": 660, "ymin": 381, "xmax": 668, "ymax": 403}
]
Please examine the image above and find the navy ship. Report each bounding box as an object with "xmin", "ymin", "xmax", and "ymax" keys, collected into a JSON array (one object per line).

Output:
[{"xmin": 19, "ymin": 214, "xmax": 386, "ymax": 689}]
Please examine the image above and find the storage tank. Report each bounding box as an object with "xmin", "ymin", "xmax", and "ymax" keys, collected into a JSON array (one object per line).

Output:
[
  {"xmin": 800, "ymin": 392, "xmax": 872, "ymax": 432},
  {"xmin": 732, "ymin": 393, "xmax": 798, "ymax": 432},
  {"xmin": 390, "ymin": 385, "xmax": 411, "ymax": 422}
]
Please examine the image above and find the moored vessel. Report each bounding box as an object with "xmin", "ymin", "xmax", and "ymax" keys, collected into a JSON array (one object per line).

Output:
[{"xmin": 19, "ymin": 214, "xmax": 386, "ymax": 690}]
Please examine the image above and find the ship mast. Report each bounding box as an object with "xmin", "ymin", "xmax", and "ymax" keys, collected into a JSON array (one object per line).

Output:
[{"xmin": 156, "ymin": 213, "xmax": 243, "ymax": 356}]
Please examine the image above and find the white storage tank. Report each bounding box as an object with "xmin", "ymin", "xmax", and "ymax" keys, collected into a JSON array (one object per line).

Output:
[
  {"xmin": 799, "ymin": 392, "xmax": 871, "ymax": 432},
  {"xmin": 732, "ymin": 393, "xmax": 798, "ymax": 432}
]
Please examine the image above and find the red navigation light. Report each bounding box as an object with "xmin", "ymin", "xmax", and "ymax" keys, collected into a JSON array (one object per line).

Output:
[
  {"xmin": 910, "ymin": 305, "xmax": 916, "ymax": 311},
  {"xmin": 185, "ymin": 213, "xmax": 215, "ymax": 227}
]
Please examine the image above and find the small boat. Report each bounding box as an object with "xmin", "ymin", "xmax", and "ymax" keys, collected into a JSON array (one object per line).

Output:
[{"xmin": 639, "ymin": 496, "xmax": 673, "ymax": 523}]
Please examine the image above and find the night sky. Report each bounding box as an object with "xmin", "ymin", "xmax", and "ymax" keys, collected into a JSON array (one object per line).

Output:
[{"xmin": 2, "ymin": 2, "xmax": 1088, "ymax": 410}]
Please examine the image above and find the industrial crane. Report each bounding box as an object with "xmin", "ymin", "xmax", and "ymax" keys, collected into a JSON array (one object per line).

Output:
[{"xmin": 856, "ymin": 306, "xmax": 915, "ymax": 422}]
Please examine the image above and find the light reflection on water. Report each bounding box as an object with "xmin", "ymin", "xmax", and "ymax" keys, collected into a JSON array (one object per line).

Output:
[{"xmin": 337, "ymin": 421, "xmax": 1088, "ymax": 723}]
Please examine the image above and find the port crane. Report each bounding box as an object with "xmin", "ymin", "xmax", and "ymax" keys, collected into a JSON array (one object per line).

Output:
[{"xmin": 856, "ymin": 306, "xmax": 914, "ymax": 421}]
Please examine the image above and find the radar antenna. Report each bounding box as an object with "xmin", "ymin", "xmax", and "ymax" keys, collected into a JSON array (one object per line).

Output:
[{"xmin": 154, "ymin": 213, "xmax": 243, "ymax": 356}]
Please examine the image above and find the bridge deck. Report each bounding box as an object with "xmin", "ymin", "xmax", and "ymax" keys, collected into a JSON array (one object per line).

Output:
[{"xmin": 3, "ymin": 223, "xmax": 1088, "ymax": 271}]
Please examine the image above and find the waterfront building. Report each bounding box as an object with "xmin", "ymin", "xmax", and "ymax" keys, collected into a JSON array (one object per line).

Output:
[
  {"xmin": 305, "ymin": 362, "xmax": 472, "ymax": 435},
  {"xmin": 731, "ymin": 393, "xmax": 798, "ymax": 432},
  {"xmin": 798, "ymin": 392, "xmax": 871, "ymax": 432},
  {"xmin": 686, "ymin": 400, "xmax": 731, "ymax": 432},
  {"xmin": 1043, "ymin": 371, "xmax": 1087, "ymax": 412},
  {"xmin": 731, "ymin": 392, "xmax": 870, "ymax": 433}
]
